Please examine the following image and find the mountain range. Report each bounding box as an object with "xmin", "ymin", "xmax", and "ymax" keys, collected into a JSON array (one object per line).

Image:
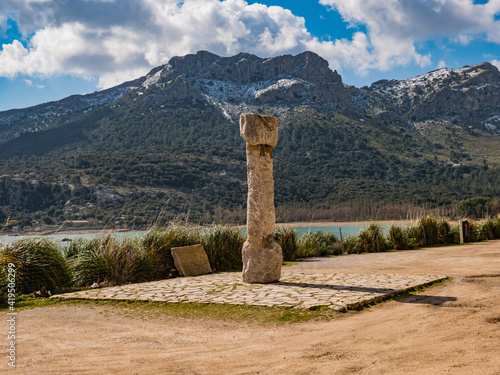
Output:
[{"xmin": 1, "ymin": 51, "xmax": 499, "ymax": 230}]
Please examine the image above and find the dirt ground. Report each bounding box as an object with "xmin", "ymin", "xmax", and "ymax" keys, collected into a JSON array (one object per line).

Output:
[{"xmin": 3, "ymin": 240, "xmax": 500, "ymax": 374}]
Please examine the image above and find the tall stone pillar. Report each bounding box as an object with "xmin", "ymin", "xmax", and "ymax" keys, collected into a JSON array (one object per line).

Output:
[{"xmin": 240, "ymin": 113, "xmax": 282, "ymax": 283}]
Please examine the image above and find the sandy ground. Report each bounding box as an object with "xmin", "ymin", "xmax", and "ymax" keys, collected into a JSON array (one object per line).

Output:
[{"xmin": 3, "ymin": 240, "xmax": 500, "ymax": 374}]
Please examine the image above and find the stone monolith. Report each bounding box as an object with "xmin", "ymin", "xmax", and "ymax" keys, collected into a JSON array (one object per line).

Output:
[{"xmin": 240, "ymin": 113, "xmax": 282, "ymax": 283}]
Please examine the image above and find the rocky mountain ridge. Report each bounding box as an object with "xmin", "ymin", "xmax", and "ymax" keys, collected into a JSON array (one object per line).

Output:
[
  {"xmin": 132, "ymin": 50, "xmax": 348, "ymax": 122},
  {"xmin": 1, "ymin": 51, "xmax": 499, "ymax": 145},
  {"xmin": 365, "ymin": 62, "xmax": 500, "ymax": 132},
  {"xmin": 0, "ymin": 76, "xmax": 145, "ymax": 145}
]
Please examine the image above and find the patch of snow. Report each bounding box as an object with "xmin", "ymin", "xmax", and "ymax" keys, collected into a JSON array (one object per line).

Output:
[
  {"xmin": 483, "ymin": 115, "xmax": 500, "ymax": 134},
  {"xmin": 254, "ymin": 79, "xmax": 306, "ymax": 99},
  {"xmin": 143, "ymin": 70, "xmax": 163, "ymax": 89}
]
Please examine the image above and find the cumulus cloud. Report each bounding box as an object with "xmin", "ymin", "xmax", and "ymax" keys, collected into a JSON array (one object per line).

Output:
[
  {"xmin": 1, "ymin": 0, "xmax": 500, "ymax": 87},
  {"xmin": 320, "ymin": 0, "xmax": 500, "ymax": 72},
  {"xmin": 0, "ymin": 0, "xmax": 316, "ymax": 87}
]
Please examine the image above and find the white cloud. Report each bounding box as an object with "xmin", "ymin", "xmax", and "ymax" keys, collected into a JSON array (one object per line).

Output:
[
  {"xmin": 492, "ymin": 59, "xmax": 500, "ymax": 70},
  {"xmin": 0, "ymin": 0, "xmax": 318, "ymax": 87},
  {"xmin": 22, "ymin": 78, "xmax": 45, "ymax": 88},
  {"xmin": 319, "ymin": 0, "xmax": 500, "ymax": 71},
  {"xmin": 1, "ymin": 0, "xmax": 500, "ymax": 88},
  {"xmin": 437, "ymin": 60, "xmax": 447, "ymax": 69}
]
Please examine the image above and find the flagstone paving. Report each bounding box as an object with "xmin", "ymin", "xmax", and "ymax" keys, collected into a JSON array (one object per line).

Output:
[{"xmin": 54, "ymin": 272, "xmax": 447, "ymax": 311}]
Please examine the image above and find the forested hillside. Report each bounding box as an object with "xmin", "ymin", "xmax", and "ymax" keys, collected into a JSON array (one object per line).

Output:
[{"xmin": 1, "ymin": 51, "xmax": 499, "ymax": 231}]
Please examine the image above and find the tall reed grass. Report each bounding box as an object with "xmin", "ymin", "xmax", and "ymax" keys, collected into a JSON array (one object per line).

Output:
[
  {"xmin": 296, "ymin": 231, "xmax": 339, "ymax": 257},
  {"xmin": 0, "ymin": 238, "xmax": 71, "ymax": 295},
  {"xmin": 201, "ymin": 225, "xmax": 244, "ymax": 271},
  {"xmin": 274, "ymin": 227, "xmax": 297, "ymax": 261},
  {"xmin": 69, "ymin": 235, "xmax": 159, "ymax": 286},
  {"xmin": 141, "ymin": 227, "xmax": 201, "ymax": 277}
]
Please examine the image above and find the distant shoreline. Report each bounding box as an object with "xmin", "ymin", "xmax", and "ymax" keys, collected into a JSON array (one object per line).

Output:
[
  {"xmin": 1, "ymin": 220, "xmax": 417, "ymax": 238},
  {"xmin": 275, "ymin": 220, "xmax": 414, "ymax": 228}
]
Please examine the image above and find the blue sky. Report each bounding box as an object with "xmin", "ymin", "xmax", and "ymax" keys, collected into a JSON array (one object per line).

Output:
[{"xmin": 1, "ymin": 0, "xmax": 500, "ymax": 111}]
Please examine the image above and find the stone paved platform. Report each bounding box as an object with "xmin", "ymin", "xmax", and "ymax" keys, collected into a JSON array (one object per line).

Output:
[{"xmin": 54, "ymin": 272, "xmax": 447, "ymax": 311}]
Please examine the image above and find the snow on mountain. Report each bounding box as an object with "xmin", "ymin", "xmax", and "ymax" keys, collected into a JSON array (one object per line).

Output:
[
  {"xmin": 365, "ymin": 62, "xmax": 500, "ymax": 131},
  {"xmin": 0, "ymin": 78, "xmax": 144, "ymax": 145},
  {"xmin": 2, "ymin": 51, "xmax": 500, "ymax": 146}
]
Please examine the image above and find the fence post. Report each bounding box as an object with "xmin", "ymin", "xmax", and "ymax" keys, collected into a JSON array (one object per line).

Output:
[{"xmin": 459, "ymin": 219, "xmax": 464, "ymax": 244}]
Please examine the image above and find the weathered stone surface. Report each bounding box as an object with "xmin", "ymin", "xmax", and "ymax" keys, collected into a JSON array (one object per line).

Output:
[
  {"xmin": 240, "ymin": 113, "xmax": 282, "ymax": 283},
  {"xmin": 240, "ymin": 113, "xmax": 279, "ymax": 147},
  {"xmin": 54, "ymin": 271, "xmax": 448, "ymax": 311},
  {"xmin": 171, "ymin": 244, "xmax": 212, "ymax": 277}
]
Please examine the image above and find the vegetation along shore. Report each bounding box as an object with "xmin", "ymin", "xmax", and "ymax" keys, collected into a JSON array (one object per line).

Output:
[{"xmin": 1, "ymin": 215, "xmax": 499, "ymax": 301}]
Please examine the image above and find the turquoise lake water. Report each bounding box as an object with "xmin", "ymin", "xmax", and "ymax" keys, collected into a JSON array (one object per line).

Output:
[{"xmin": 0, "ymin": 224, "xmax": 391, "ymax": 245}]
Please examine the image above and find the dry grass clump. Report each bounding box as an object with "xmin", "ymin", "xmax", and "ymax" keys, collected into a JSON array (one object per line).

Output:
[
  {"xmin": 296, "ymin": 231, "xmax": 339, "ymax": 257},
  {"xmin": 202, "ymin": 225, "xmax": 245, "ymax": 271},
  {"xmin": 69, "ymin": 235, "xmax": 159, "ymax": 286},
  {"xmin": 274, "ymin": 227, "xmax": 298, "ymax": 261},
  {"xmin": 0, "ymin": 238, "xmax": 71, "ymax": 295}
]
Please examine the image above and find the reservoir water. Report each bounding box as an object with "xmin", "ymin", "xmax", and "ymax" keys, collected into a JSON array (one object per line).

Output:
[{"xmin": 0, "ymin": 224, "xmax": 392, "ymax": 245}]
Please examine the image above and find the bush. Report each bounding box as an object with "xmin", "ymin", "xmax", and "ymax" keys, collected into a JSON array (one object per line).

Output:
[
  {"xmin": 417, "ymin": 216, "xmax": 439, "ymax": 246},
  {"xmin": 201, "ymin": 225, "xmax": 244, "ymax": 271},
  {"xmin": 356, "ymin": 223, "xmax": 388, "ymax": 253},
  {"xmin": 464, "ymin": 219, "xmax": 481, "ymax": 242},
  {"xmin": 447, "ymin": 225, "xmax": 460, "ymax": 244},
  {"xmin": 477, "ymin": 217, "xmax": 495, "ymax": 241},
  {"xmin": 0, "ymin": 238, "xmax": 71, "ymax": 295},
  {"xmin": 403, "ymin": 225, "xmax": 420, "ymax": 249},
  {"xmin": 436, "ymin": 218, "xmax": 451, "ymax": 244},
  {"xmin": 492, "ymin": 215, "xmax": 500, "ymax": 239},
  {"xmin": 274, "ymin": 227, "xmax": 297, "ymax": 261},
  {"xmin": 70, "ymin": 235, "xmax": 158, "ymax": 286},
  {"xmin": 388, "ymin": 225, "xmax": 408, "ymax": 250},
  {"xmin": 296, "ymin": 231, "xmax": 338, "ymax": 258},
  {"xmin": 341, "ymin": 235, "xmax": 361, "ymax": 254}
]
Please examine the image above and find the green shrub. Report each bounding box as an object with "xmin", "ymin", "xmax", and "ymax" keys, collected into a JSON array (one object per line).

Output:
[
  {"xmin": 417, "ymin": 216, "xmax": 439, "ymax": 246},
  {"xmin": 492, "ymin": 215, "xmax": 500, "ymax": 239},
  {"xmin": 477, "ymin": 217, "xmax": 495, "ymax": 241},
  {"xmin": 0, "ymin": 238, "xmax": 71, "ymax": 295},
  {"xmin": 201, "ymin": 225, "xmax": 244, "ymax": 271},
  {"xmin": 341, "ymin": 235, "xmax": 361, "ymax": 254},
  {"xmin": 357, "ymin": 223, "xmax": 388, "ymax": 253},
  {"xmin": 447, "ymin": 225, "xmax": 460, "ymax": 244},
  {"xmin": 296, "ymin": 231, "xmax": 338, "ymax": 258},
  {"xmin": 388, "ymin": 225, "xmax": 408, "ymax": 250},
  {"xmin": 296, "ymin": 232, "xmax": 318, "ymax": 258},
  {"xmin": 71, "ymin": 235, "xmax": 158, "ymax": 286},
  {"xmin": 274, "ymin": 227, "xmax": 297, "ymax": 261},
  {"xmin": 464, "ymin": 219, "xmax": 481, "ymax": 242},
  {"xmin": 403, "ymin": 225, "xmax": 420, "ymax": 249},
  {"xmin": 436, "ymin": 219, "xmax": 451, "ymax": 244}
]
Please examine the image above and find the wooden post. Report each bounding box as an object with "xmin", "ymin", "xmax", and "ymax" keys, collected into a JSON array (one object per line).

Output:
[{"xmin": 459, "ymin": 220, "xmax": 464, "ymax": 244}]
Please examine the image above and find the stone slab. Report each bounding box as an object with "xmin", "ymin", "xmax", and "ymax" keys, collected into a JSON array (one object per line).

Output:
[
  {"xmin": 171, "ymin": 244, "xmax": 212, "ymax": 277},
  {"xmin": 54, "ymin": 271, "xmax": 447, "ymax": 311}
]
